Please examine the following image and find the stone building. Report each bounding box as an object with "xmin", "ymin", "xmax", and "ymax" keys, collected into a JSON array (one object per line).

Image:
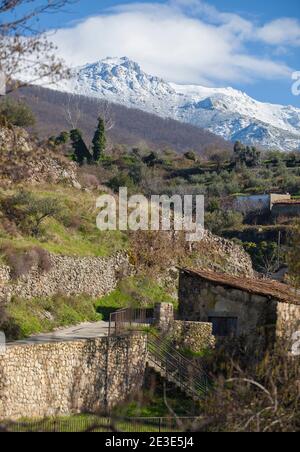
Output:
[
  {"xmin": 235, "ymin": 193, "xmax": 291, "ymax": 214},
  {"xmin": 272, "ymin": 199, "xmax": 300, "ymax": 220},
  {"xmin": 178, "ymin": 268, "xmax": 300, "ymax": 347}
]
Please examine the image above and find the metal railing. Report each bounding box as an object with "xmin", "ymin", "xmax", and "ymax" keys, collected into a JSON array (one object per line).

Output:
[
  {"xmin": 109, "ymin": 307, "xmax": 154, "ymax": 336},
  {"xmin": 147, "ymin": 332, "xmax": 209, "ymax": 400},
  {"xmin": 108, "ymin": 307, "xmax": 209, "ymax": 400}
]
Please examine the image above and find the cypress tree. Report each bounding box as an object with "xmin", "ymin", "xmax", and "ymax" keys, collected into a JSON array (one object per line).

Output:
[
  {"xmin": 92, "ymin": 117, "xmax": 106, "ymax": 162},
  {"xmin": 70, "ymin": 129, "xmax": 92, "ymax": 165}
]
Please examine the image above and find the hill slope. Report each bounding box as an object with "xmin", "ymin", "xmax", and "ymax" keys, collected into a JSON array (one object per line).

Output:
[{"xmin": 12, "ymin": 85, "xmax": 230, "ymax": 155}]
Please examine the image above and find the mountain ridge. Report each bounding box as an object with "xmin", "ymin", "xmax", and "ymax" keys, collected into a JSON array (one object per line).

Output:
[{"xmin": 50, "ymin": 56, "xmax": 300, "ymax": 152}]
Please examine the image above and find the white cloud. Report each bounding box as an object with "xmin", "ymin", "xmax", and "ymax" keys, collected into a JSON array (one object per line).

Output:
[
  {"xmin": 50, "ymin": 1, "xmax": 293, "ymax": 86},
  {"xmin": 257, "ymin": 18, "xmax": 300, "ymax": 46}
]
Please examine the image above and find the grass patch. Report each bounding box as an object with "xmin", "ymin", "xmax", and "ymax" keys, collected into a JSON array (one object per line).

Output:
[
  {"xmin": 2, "ymin": 295, "xmax": 102, "ymax": 340},
  {"xmin": 95, "ymin": 276, "xmax": 177, "ymax": 320},
  {"xmin": 0, "ymin": 184, "xmax": 128, "ymax": 257},
  {"xmin": 0, "ymin": 223, "xmax": 127, "ymax": 258},
  {"xmin": 4, "ymin": 414, "xmax": 184, "ymax": 432},
  {"xmin": 113, "ymin": 374, "xmax": 200, "ymax": 418}
]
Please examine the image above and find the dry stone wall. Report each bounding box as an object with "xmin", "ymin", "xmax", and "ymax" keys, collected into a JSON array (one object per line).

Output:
[
  {"xmin": 154, "ymin": 303, "xmax": 215, "ymax": 353},
  {"xmin": 195, "ymin": 231, "xmax": 254, "ymax": 278},
  {"xmin": 0, "ymin": 334, "xmax": 147, "ymax": 420},
  {"xmin": 154, "ymin": 303, "xmax": 174, "ymax": 331},
  {"xmin": 172, "ymin": 321, "xmax": 215, "ymax": 354},
  {"xmin": 276, "ymin": 302, "xmax": 300, "ymax": 340},
  {"xmin": 0, "ymin": 252, "xmax": 133, "ymax": 301}
]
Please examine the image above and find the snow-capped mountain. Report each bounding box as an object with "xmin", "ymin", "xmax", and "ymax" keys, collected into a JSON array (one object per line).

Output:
[{"xmin": 54, "ymin": 57, "xmax": 300, "ymax": 151}]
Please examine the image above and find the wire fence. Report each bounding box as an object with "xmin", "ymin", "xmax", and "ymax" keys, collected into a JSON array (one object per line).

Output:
[{"xmin": 2, "ymin": 416, "xmax": 201, "ymax": 432}]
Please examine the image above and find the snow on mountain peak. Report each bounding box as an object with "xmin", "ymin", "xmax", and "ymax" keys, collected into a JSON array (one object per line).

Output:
[{"xmin": 54, "ymin": 57, "xmax": 300, "ymax": 152}]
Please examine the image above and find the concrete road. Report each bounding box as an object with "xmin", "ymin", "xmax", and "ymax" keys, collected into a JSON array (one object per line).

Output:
[{"xmin": 8, "ymin": 321, "xmax": 109, "ymax": 346}]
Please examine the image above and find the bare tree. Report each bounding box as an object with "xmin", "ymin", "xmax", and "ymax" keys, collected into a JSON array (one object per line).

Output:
[
  {"xmin": 0, "ymin": 0, "xmax": 77, "ymax": 93},
  {"xmin": 63, "ymin": 96, "xmax": 115, "ymax": 132},
  {"xmin": 97, "ymin": 100, "xmax": 115, "ymax": 132},
  {"xmin": 63, "ymin": 93, "xmax": 82, "ymax": 129},
  {"xmin": 258, "ymin": 252, "xmax": 279, "ymax": 276}
]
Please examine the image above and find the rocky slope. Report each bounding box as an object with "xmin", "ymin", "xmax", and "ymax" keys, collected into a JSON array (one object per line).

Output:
[{"xmin": 0, "ymin": 126, "xmax": 79, "ymax": 187}]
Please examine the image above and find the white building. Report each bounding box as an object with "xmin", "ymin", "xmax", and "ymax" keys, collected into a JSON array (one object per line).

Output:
[{"xmin": 235, "ymin": 193, "xmax": 291, "ymax": 214}]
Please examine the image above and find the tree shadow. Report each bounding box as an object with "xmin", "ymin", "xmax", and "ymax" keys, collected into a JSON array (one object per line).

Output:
[{"xmin": 96, "ymin": 306, "xmax": 117, "ymax": 322}]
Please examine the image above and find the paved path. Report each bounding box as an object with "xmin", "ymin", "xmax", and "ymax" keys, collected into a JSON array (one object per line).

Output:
[{"xmin": 8, "ymin": 321, "xmax": 109, "ymax": 346}]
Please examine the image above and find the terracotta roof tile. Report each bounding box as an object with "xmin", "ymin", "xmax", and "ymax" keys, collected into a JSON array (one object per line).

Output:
[{"xmin": 180, "ymin": 268, "xmax": 300, "ymax": 305}]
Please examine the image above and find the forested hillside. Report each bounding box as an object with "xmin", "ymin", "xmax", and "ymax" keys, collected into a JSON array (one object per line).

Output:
[{"xmin": 11, "ymin": 85, "xmax": 231, "ymax": 156}]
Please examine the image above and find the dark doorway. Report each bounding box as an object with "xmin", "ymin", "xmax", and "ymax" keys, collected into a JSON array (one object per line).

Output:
[{"xmin": 208, "ymin": 317, "xmax": 238, "ymax": 337}]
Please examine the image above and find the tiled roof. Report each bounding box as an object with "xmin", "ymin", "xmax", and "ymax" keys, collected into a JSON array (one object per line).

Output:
[{"xmin": 180, "ymin": 268, "xmax": 300, "ymax": 305}]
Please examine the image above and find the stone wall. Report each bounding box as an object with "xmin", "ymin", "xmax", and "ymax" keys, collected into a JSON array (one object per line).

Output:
[
  {"xmin": 154, "ymin": 303, "xmax": 174, "ymax": 331},
  {"xmin": 0, "ymin": 334, "xmax": 147, "ymax": 420},
  {"xmin": 195, "ymin": 231, "xmax": 255, "ymax": 278},
  {"xmin": 172, "ymin": 321, "xmax": 215, "ymax": 354},
  {"xmin": 0, "ymin": 251, "xmax": 133, "ymax": 301},
  {"xmin": 276, "ymin": 302, "xmax": 300, "ymax": 340}
]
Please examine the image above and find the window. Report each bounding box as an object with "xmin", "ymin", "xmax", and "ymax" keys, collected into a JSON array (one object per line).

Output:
[{"xmin": 208, "ymin": 317, "xmax": 238, "ymax": 337}]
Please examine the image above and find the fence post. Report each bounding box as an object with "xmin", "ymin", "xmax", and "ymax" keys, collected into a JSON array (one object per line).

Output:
[{"xmin": 109, "ymin": 313, "xmax": 111, "ymax": 337}]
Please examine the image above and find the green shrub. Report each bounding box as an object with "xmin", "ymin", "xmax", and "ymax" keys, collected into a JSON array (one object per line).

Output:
[
  {"xmin": 95, "ymin": 276, "xmax": 176, "ymax": 320},
  {"xmin": 0, "ymin": 98, "xmax": 35, "ymax": 127},
  {"xmin": 1, "ymin": 190, "xmax": 64, "ymax": 236},
  {"xmin": 184, "ymin": 151, "xmax": 197, "ymax": 162},
  {"xmin": 205, "ymin": 210, "xmax": 243, "ymax": 234}
]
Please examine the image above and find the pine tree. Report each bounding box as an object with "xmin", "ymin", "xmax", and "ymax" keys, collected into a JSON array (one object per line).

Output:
[
  {"xmin": 70, "ymin": 129, "xmax": 92, "ymax": 165},
  {"xmin": 92, "ymin": 117, "xmax": 106, "ymax": 162}
]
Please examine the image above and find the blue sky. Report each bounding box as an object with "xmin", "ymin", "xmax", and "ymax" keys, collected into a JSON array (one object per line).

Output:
[{"xmin": 15, "ymin": 0, "xmax": 300, "ymax": 106}]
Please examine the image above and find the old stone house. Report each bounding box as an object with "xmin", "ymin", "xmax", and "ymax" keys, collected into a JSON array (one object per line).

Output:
[{"xmin": 178, "ymin": 268, "xmax": 300, "ymax": 347}]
